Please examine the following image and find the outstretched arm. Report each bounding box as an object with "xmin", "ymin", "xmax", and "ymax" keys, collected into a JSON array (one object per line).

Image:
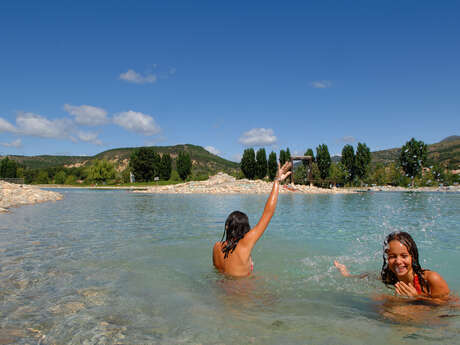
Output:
[
  {"xmin": 242, "ymin": 162, "xmax": 292, "ymax": 249},
  {"xmin": 334, "ymin": 260, "xmax": 370, "ymax": 279}
]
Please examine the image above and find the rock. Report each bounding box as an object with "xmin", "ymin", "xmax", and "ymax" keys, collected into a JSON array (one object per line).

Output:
[{"xmin": 0, "ymin": 181, "xmax": 63, "ymax": 211}]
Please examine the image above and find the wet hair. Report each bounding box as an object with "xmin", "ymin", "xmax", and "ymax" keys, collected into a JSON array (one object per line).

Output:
[
  {"xmin": 381, "ymin": 231, "xmax": 430, "ymax": 293},
  {"xmin": 220, "ymin": 211, "xmax": 251, "ymax": 258}
]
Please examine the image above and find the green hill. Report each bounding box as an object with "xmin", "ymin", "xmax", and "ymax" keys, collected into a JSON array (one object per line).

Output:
[
  {"xmin": 3, "ymin": 144, "xmax": 239, "ymax": 175},
  {"xmin": 371, "ymin": 136, "xmax": 460, "ymax": 169}
]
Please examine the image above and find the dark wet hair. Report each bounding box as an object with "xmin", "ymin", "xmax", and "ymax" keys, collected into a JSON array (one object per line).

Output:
[
  {"xmin": 220, "ymin": 211, "xmax": 251, "ymax": 258},
  {"xmin": 381, "ymin": 231, "xmax": 429, "ymax": 293}
]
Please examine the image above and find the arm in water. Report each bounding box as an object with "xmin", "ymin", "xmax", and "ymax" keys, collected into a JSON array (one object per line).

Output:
[{"xmin": 334, "ymin": 260, "xmax": 370, "ymax": 279}]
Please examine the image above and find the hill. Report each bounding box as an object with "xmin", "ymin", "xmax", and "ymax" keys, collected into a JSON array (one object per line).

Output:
[
  {"xmin": 3, "ymin": 144, "xmax": 239, "ymax": 175},
  {"xmin": 371, "ymin": 136, "xmax": 460, "ymax": 169}
]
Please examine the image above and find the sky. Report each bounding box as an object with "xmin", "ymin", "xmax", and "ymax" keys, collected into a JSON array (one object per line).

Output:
[{"xmin": 0, "ymin": 1, "xmax": 459, "ymax": 162}]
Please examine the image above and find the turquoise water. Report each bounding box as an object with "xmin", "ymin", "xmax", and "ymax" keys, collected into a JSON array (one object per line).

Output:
[{"xmin": 0, "ymin": 190, "xmax": 459, "ymax": 344}]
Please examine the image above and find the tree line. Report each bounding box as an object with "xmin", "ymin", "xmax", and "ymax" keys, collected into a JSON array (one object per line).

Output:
[
  {"xmin": 238, "ymin": 138, "xmax": 459, "ymax": 187},
  {"xmin": 0, "ymin": 147, "xmax": 194, "ymax": 185}
]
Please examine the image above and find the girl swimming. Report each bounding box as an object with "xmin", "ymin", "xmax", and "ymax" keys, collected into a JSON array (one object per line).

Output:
[
  {"xmin": 212, "ymin": 161, "xmax": 292, "ymax": 277},
  {"xmin": 334, "ymin": 231, "xmax": 450, "ymax": 299}
]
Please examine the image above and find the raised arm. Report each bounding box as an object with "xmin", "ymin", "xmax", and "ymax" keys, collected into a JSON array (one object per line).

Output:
[{"xmin": 242, "ymin": 162, "xmax": 292, "ymax": 249}]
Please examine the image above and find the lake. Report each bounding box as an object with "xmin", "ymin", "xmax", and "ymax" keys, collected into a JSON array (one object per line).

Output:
[{"xmin": 0, "ymin": 190, "xmax": 459, "ymax": 344}]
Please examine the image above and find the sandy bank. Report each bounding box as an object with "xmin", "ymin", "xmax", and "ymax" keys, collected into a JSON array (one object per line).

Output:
[
  {"xmin": 0, "ymin": 181, "xmax": 63, "ymax": 213},
  {"xmin": 134, "ymin": 173, "xmax": 356, "ymax": 195}
]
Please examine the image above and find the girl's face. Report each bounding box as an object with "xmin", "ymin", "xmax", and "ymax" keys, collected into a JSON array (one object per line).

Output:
[{"xmin": 386, "ymin": 240, "xmax": 413, "ymax": 279}]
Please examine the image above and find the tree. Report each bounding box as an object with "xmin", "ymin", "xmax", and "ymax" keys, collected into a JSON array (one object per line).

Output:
[
  {"xmin": 240, "ymin": 148, "xmax": 256, "ymax": 179},
  {"xmin": 304, "ymin": 148, "xmax": 315, "ymax": 162},
  {"xmin": 159, "ymin": 153, "xmax": 172, "ymax": 180},
  {"xmin": 355, "ymin": 142, "xmax": 371, "ymax": 181},
  {"xmin": 316, "ymin": 144, "xmax": 331, "ymax": 180},
  {"xmin": 36, "ymin": 170, "xmax": 49, "ymax": 184},
  {"xmin": 286, "ymin": 147, "xmax": 291, "ymax": 162},
  {"xmin": 0, "ymin": 157, "xmax": 18, "ymax": 178},
  {"xmin": 370, "ymin": 163, "xmax": 387, "ymax": 186},
  {"xmin": 279, "ymin": 149, "xmax": 287, "ymax": 165},
  {"xmin": 176, "ymin": 151, "xmax": 192, "ymax": 181},
  {"xmin": 267, "ymin": 151, "xmax": 277, "ymax": 181},
  {"xmin": 54, "ymin": 170, "xmax": 67, "ymax": 184},
  {"xmin": 341, "ymin": 144, "xmax": 355, "ymax": 184},
  {"xmin": 129, "ymin": 147, "xmax": 161, "ymax": 182},
  {"xmin": 255, "ymin": 148, "xmax": 267, "ymax": 179},
  {"xmin": 399, "ymin": 138, "xmax": 427, "ymax": 185},
  {"xmin": 87, "ymin": 159, "xmax": 116, "ymax": 184},
  {"xmin": 65, "ymin": 175, "xmax": 77, "ymax": 185},
  {"xmin": 329, "ymin": 162, "xmax": 347, "ymax": 186}
]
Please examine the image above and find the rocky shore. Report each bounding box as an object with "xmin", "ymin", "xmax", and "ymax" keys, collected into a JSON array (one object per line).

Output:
[
  {"xmin": 0, "ymin": 181, "xmax": 63, "ymax": 213},
  {"xmin": 135, "ymin": 172, "xmax": 356, "ymax": 194}
]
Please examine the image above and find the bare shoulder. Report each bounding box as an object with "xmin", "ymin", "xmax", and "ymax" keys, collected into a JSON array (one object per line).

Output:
[{"xmin": 423, "ymin": 270, "xmax": 450, "ymax": 296}]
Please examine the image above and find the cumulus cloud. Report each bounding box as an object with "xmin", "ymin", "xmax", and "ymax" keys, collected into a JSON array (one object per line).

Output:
[
  {"xmin": 113, "ymin": 110, "xmax": 160, "ymax": 135},
  {"xmin": 76, "ymin": 131, "xmax": 102, "ymax": 145},
  {"xmin": 310, "ymin": 80, "xmax": 332, "ymax": 89},
  {"xmin": 238, "ymin": 128, "xmax": 277, "ymax": 146},
  {"xmin": 16, "ymin": 112, "xmax": 72, "ymax": 138},
  {"xmin": 1, "ymin": 138, "xmax": 22, "ymax": 148},
  {"xmin": 340, "ymin": 136, "xmax": 357, "ymax": 143},
  {"xmin": 0, "ymin": 118, "xmax": 17, "ymax": 133},
  {"xmin": 119, "ymin": 69, "xmax": 157, "ymax": 84},
  {"xmin": 64, "ymin": 104, "xmax": 108, "ymax": 126},
  {"xmin": 0, "ymin": 112, "xmax": 103, "ymax": 146},
  {"xmin": 205, "ymin": 146, "xmax": 221, "ymax": 155}
]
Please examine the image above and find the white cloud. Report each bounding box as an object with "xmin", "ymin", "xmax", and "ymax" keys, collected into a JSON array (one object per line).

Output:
[
  {"xmin": 1, "ymin": 138, "xmax": 22, "ymax": 148},
  {"xmin": 238, "ymin": 128, "xmax": 277, "ymax": 146},
  {"xmin": 1, "ymin": 112, "xmax": 103, "ymax": 146},
  {"xmin": 310, "ymin": 80, "xmax": 332, "ymax": 89},
  {"xmin": 113, "ymin": 110, "xmax": 160, "ymax": 135},
  {"xmin": 205, "ymin": 146, "xmax": 221, "ymax": 155},
  {"xmin": 76, "ymin": 131, "xmax": 102, "ymax": 145},
  {"xmin": 119, "ymin": 69, "xmax": 157, "ymax": 84},
  {"xmin": 16, "ymin": 112, "xmax": 72, "ymax": 138},
  {"xmin": 340, "ymin": 136, "xmax": 356, "ymax": 143},
  {"xmin": 64, "ymin": 104, "xmax": 108, "ymax": 126},
  {"xmin": 0, "ymin": 118, "xmax": 17, "ymax": 133}
]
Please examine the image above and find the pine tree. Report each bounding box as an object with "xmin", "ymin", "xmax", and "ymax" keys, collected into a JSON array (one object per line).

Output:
[
  {"xmin": 341, "ymin": 144, "xmax": 355, "ymax": 183},
  {"xmin": 255, "ymin": 148, "xmax": 267, "ymax": 179},
  {"xmin": 159, "ymin": 154, "xmax": 172, "ymax": 180},
  {"xmin": 241, "ymin": 148, "xmax": 256, "ymax": 179},
  {"xmin": 267, "ymin": 151, "xmax": 277, "ymax": 181},
  {"xmin": 316, "ymin": 144, "xmax": 331, "ymax": 180},
  {"xmin": 279, "ymin": 150, "xmax": 286, "ymax": 165},
  {"xmin": 177, "ymin": 151, "xmax": 192, "ymax": 181},
  {"xmin": 355, "ymin": 142, "xmax": 372, "ymax": 181}
]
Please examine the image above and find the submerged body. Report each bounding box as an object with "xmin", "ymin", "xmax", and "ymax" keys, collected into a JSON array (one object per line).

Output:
[
  {"xmin": 334, "ymin": 231, "xmax": 450, "ymax": 301},
  {"xmin": 213, "ymin": 162, "xmax": 292, "ymax": 277}
]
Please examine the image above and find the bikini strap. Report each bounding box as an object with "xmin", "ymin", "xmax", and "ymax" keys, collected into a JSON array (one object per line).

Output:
[{"xmin": 413, "ymin": 274, "xmax": 422, "ymax": 294}]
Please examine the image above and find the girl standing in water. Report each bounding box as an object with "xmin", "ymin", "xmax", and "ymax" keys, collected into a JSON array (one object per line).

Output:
[
  {"xmin": 213, "ymin": 162, "xmax": 292, "ymax": 277},
  {"xmin": 334, "ymin": 231, "xmax": 450, "ymax": 299}
]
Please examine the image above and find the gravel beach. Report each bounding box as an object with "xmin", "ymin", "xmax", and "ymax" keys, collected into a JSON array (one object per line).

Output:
[{"xmin": 0, "ymin": 181, "xmax": 63, "ymax": 213}]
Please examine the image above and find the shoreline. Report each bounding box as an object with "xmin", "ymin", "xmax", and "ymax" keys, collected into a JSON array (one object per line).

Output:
[
  {"xmin": 0, "ymin": 181, "xmax": 63, "ymax": 213},
  {"xmin": 2, "ymin": 173, "xmax": 458, "ymax": 212}
]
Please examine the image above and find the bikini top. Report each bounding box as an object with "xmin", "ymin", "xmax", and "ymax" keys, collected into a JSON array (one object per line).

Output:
[{"xmin": 413, "ymin": 274, "xmax": 422, "ymax": 294}]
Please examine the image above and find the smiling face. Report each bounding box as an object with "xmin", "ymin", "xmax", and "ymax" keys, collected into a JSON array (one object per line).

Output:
[{"xmin": 386, "ymin": 240, "xmax": 413, "ymax": 279}]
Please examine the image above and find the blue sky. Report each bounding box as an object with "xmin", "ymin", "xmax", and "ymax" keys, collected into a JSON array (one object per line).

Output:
[{"xmin": 0, "ymin": 1, "xmax": 459, "ymax": 162}]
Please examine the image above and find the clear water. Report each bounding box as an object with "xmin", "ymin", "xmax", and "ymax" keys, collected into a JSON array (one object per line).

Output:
[{"xmin": 0, "ymin": 190, "xmax": 459, "ymax": 344}]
